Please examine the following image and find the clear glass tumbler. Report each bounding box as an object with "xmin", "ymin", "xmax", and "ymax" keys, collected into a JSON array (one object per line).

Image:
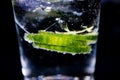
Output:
[{"xmin": 11, "ymin": 0, "xmax": 101, "ymax": 80}]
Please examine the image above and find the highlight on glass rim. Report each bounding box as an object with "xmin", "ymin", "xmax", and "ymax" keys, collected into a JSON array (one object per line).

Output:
[{"xmin": 12, "ymin": 0, "xmax": 101, "ymax": 80}]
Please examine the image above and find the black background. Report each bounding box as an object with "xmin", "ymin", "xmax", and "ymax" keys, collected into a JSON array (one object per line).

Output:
[
  {"xmin": 1, "ymin": 0, "xmax": 23, "ymax": 80},
  {"xmin": 1, "ymin": 0, "xmax": 120, "ymax": 80}
]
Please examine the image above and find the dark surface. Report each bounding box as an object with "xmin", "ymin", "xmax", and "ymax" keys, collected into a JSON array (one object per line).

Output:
[{"xmin": 1, "ymin": 0, "xmax": 120, "ymax": 80}]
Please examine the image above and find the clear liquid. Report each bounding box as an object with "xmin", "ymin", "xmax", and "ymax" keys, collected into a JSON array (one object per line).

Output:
[{"xmin": 12, "ymin": 0, "xmax": 100, "ymax": 80}]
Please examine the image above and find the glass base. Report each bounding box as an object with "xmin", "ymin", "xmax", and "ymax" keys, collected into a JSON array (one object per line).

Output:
[{"xmin": 24, "ymin": 75, "xmax": 94, "ymax": 80}]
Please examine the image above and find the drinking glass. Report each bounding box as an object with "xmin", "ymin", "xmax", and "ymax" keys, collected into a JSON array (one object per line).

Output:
[{"xmin": 11, "ymin": 0, "xmax": 101, "ymax": 80}]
